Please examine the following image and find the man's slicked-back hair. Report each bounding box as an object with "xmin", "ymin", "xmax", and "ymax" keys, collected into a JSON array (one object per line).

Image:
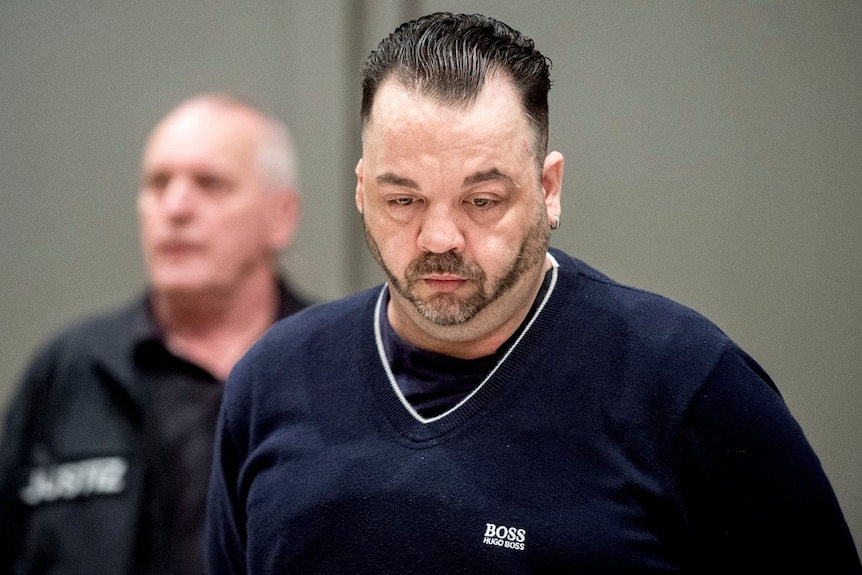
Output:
[{"xmin": 360, "ymin": 12, "xmax": 553, "ymax": 164}]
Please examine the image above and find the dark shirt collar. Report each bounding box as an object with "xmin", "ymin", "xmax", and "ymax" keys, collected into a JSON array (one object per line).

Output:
[
  {"xmin": 130, "ymin": 277, "xmax": 310, "ymax": 375},
  {"xmin": 132, "ymin": 277, "xmax": 309, "ymax": 346}
]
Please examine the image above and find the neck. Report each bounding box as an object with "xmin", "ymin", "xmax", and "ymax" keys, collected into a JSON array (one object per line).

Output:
[
  {"xmin": 388, "ymin": 255, "xmax": 552, "ymax": 360},
  {"xmin": 151, "ymin": 270, "xmax": 279, "ymax": 380}
]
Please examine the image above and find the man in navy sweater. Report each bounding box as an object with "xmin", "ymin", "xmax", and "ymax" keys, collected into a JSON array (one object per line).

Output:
[{"xmin": 207, "ymin": 12, "xmax": 861, "ymax": 573}]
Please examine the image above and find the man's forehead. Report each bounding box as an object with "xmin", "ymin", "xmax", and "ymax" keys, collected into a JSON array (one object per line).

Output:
[
  {"xmin": 367, "ymin": 75, "xmax": 524, "ymax": 128},
  {"xmin": 144, "ymin": 108, "xmax": 259, "ymax": 164}
]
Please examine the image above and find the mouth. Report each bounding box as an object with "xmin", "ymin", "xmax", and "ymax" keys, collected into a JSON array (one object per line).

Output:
[
  {"xmin": 159, "ymin": 240, "xmax": 201, "ymax": 257},
  {"xmin": 422, "ymin": 276, "xmax": 468, "ymax": 293}
]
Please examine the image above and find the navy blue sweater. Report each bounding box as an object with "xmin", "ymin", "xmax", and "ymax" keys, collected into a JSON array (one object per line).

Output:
[{"xmin": 208, "ymin": 249, "xmax": 860, "ymax": 573}]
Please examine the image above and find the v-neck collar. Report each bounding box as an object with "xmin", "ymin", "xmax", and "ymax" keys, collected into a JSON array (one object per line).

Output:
[{"xmin": 370, "ymin": 254, "xmax": 561, "ymax": 441}]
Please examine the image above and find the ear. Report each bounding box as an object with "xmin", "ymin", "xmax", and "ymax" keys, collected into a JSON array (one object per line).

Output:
[
  {"xmin": 541, "ymin": 151, "xmax": 564, "ymax": 226},
  {"xmin": 354, "ymin": 158, "xmax": 365, "ymax": 215},
  {"xmin": 265, "ymin": 188, "xmax": 302, "ymax": 250}
]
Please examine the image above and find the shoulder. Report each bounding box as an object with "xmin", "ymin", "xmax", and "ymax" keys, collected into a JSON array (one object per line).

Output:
[
  {"xmin": 549, "ymin": 250, "xmax": 781, "ymax": 443},
  {"xmin": 230, "ymin": 286, "xmax": 381, "ymax": 379},
  {"xmin": 221, "ymin": 286, "xmax": 382, "ymax": 427},
  {"xmin": 3, "ymin": 298, "xmax": 148, "ymax": 435},
  {"xmin": 550, "ymin": 248, "xmax": 743, "ymax": 403},
  {"xmin": 552, "ymin": 248, "xmax": 729, "ymax": 347},
  {"xmin": 19, "ymin": 298, "xmax": 146, "ymax": 388}
]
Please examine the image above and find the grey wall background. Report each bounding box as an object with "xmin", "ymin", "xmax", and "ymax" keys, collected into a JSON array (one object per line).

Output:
[{"xmin": 1, "ymin": 0, "xmax": 859, "ymax": 555}]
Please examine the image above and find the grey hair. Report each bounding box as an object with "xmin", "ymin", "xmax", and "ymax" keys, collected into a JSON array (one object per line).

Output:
[{"xmin": 256, "ymin": 115, "xmax": 300, "ymax": 192}]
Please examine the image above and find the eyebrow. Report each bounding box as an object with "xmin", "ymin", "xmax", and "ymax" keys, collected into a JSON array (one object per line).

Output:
[
  {"xmin": 375, "ymin": 168, "xmax": 514, "ymax": 190},
  {"xmin": 376, "ymin": 173, "xmax": 419, "ymax": 189},
  {"xmin": 463, "ymin": 168, "xmax": 515, "ymax": 187}
]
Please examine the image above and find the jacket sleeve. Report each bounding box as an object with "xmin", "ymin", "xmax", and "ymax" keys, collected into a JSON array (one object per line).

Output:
[
  {"xmin": 677, "ymin": 343, "xmax": 861, "ymax": 573},
  {"xmin": 0, "ymin": 343, "xmax": 60, "ymax": 575}
]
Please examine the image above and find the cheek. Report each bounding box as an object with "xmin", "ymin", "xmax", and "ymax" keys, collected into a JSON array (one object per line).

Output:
[
  {"xmin": 217, "ymin": 216, "xmax": 266, "ymax": 254},
  {"xmin": 136, "ymin": 207, "xmax": 160, "ymax": 247},
  {"xmin": 211, "ymin": 198, "xmax": 264, "ymax": 233},
  {"xmin": 467, "ymin": 236, "xmax": 505, "ymax": 272},
  {"xmin": 463, "ymin": 224, "xmax": 529, "ymax": 274},
  {"xmin": 366, "ymin": 216, "xmax": 414, "ymax": 268},
  {"xmin": 136, "ymin": 197, "xmax": 176, "ymax": 234}
]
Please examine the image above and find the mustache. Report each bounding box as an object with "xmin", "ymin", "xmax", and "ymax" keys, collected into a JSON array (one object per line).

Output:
[{"xmin": 405, "ymin": 251, "xmax": 483, "ymax": 282}]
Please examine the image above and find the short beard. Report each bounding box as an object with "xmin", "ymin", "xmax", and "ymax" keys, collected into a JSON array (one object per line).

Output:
[{"xmin": 363, "ymin": 209, "xmax": 550, "ymax": 326}]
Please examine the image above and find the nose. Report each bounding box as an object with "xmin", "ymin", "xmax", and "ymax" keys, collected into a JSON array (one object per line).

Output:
[
  {"xmin": 160, "ymin": 177, "xmax": 195, "ymax": 218},
  {"xmin": 416, "ymin": 205, "xmax": 464, "ymax": 254}
]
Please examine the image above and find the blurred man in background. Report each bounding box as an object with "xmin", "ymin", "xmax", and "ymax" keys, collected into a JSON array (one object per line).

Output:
[{"xmin": 0, "ymin": 93, "xmax": 310, "ymax": 574}]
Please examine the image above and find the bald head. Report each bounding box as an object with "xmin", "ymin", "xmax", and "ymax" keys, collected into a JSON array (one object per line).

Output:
[{"xmin": 146, "ymin": 94, "xmax": 299, "ymax": 193}]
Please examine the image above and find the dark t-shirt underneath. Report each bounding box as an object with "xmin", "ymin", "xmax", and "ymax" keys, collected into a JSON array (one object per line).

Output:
[{"xmin": 381, "ymin": 269, "xmax": 553, "ymax": 417}]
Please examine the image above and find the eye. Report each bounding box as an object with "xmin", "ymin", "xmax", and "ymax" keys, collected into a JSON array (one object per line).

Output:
[
  {"xmin": 467, "ymin": 196, "xmax": 500, "ymax": 210},
  {"xmin": 144, "ymin": 172, "xmax": 169, "ymax": 192},
  {"xmin": 463, "ymin": 193, "xmax": 505, "ymax": 224},
  {"xmin": 196, "ymin": 174, "xmax": 230, "ymax": 195},
  {"xmin": 383, "ymin": 195, "xmax": 422, "ymax": 223}
]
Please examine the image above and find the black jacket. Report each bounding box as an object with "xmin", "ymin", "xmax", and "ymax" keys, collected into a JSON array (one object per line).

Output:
[{"xmin": 0, "ymin": 283, "xmax": 309, "ymax": 575}]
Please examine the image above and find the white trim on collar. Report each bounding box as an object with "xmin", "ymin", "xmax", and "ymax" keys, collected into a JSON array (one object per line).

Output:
[{"xmin": 373, "ymin": 252, "xmax": 560, "ymax": 424}]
